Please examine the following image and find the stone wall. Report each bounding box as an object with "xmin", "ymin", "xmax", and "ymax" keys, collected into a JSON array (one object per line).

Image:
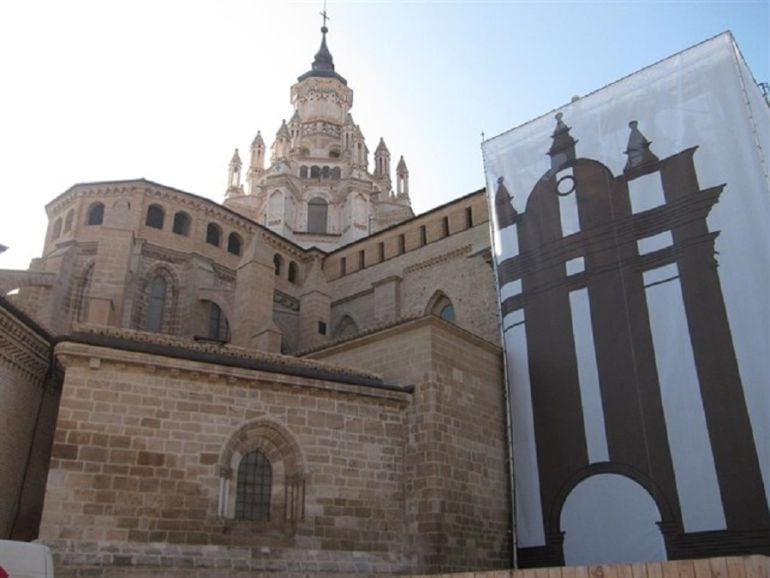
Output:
[
  {"xmin": 40, "ymin": 332, "xmax": 413, "ymax": 576},
  {"xmin": 0, "ymin": 297, "xmax": 61, "ymax": 540},
  {"xmin": 326, "ymin": 192, "xmax": 500, "ymax": 346},
  {"xmin": 309, "ymin": 316, "xmax": 512, "ymax": 574}
]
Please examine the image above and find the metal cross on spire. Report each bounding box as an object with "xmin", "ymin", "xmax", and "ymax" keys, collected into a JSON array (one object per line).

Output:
[{"xmin": 320, "ymin": 0, "xmax": 330, "ymax": 31}]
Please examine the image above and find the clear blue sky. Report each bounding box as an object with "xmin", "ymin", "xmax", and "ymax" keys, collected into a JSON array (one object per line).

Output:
[{"xmin": 0, "ymin": 0, "xmax": 767, "ymax": 270}]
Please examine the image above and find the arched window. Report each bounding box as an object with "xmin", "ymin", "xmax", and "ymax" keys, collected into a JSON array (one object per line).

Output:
[
  {"xmin": 51, "ymin": 218, "xmax": 62, "ymax": 240},
  {"xmin": 172, "ymin": 212, "xmax": 190, "ymax": 236},
  {"xmin": 307, "ymin": 197, "xmax": 328, "ymax": 234},
  {"xmin": 288, "ymin": 261, "xmax": 298, "ymax": 284},
  {"xmin": 207, "ymin": 301, "xmax": 229, "ymax": 341},
  {"xmin": 87, "ymin": 203, "xmax": 104, "ymax": 226},
  {"xmin": 227, "ymin": 233, "xmax": 242, "ymax": 256},
  {"xmin": 218, "ymin": 420, "xmax": 305, "ymax": 524},
  {"xmin": 299, "ymin": 166, "xmax": 308, "ymax": 178},
  {"xmin": 310, "ymin": 165, "xmax": 321, "ymax": 179},
  {"xmin": 322, "ymin": 166, "xmax": 330, "ymax": 179},
  {"xmin": 331, "ymin": 167, "xmax": 341, "ymax": 180},
  {"xmin": 273, "ymin": 254, "xmax": 283, "ymax": 276},
  {"xmin": 64, "ymin": 209, "xmax": 74, "ymax": 233},
  {"xmin": 206, "ymin": 223, "xmax": 221, "ymax": 247},
  {"xmin": 235, "ymin": 450, "xmax": 272, "ymax": 521},
  {"xmin": 146, "ymin": 276, "xmax": 167, "ymax": 332},
  {"xmin": 428, "ymin": 292, "xmax": 456, "ymax": 324},
  {"xmin": 145, "ymin": 204, "xmax": 165, "ymax": 229}
]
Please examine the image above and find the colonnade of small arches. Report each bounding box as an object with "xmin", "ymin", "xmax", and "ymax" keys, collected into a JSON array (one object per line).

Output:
[
  {"xmin": 298, "ymin": 165, "xmax": 342, "ymax": 180},
  {"xmin": 143, "ymin": 203, "xmax": 244, "ymax": 256},
  {"xmin": 65, "ymin": 201, "xmax": 246, "ymax": 257}
]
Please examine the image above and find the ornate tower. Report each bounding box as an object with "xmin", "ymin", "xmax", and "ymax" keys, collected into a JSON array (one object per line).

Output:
[{"xmin": 222, "ymin": 17, "xmax": 414, "ymax": 250}]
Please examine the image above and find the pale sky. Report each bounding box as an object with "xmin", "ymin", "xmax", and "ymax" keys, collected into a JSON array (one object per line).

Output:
[{"xmin": 0, "ymin": 0, "xmax": 767, "ymax": 271}]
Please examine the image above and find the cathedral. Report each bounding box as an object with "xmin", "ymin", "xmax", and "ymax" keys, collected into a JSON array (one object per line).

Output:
[{"xmin": 0, "ymin": 21, "xmax": 511, "ymax": 577}]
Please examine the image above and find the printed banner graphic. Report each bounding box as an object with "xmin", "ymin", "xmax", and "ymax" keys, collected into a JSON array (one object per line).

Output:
[{"xmin": 483, "ymin": 32, "xmax": 770, "ymax": 567}]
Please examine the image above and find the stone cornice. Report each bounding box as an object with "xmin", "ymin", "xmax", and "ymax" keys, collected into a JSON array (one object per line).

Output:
[{"xmin": 57, "ymin": 325, "xmax": 413, "ymax": 396}]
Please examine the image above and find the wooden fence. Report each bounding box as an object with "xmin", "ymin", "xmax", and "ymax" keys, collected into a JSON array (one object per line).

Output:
[{"xmin": 408, "ymin": 556, "xmax": 769, "ymax": 578}]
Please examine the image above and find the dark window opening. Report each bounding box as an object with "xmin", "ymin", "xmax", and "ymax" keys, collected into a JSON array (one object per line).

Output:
[
  {"xmin": 227, "ymin": 233, "xmax": 242, "ymax": 256},
  {"xmin": 146, "ymin": 204, "xmax": 165, "ymax": 229},
  {"xmin": 398, "ymin": 234, "xmax": 405, "ymax": 255},
  {"xmin": 442, "ymin": 216, "xmax": 450, "ymax": 237},
  {"xmin": 288, "ymin": 262, "xmax": 298, "ymax": 284},
  {"xmin": 274, "ymin": 254, "xmax": 283, "ymax": 276},
  {"xmin": 235, "ymin": 450, "xmax": 271, "ymax": 521},
  {"xmin": 465, "ymin": 207, "xmax": 473, "ymax": 228},
  {"xmin": 207, "ymin": 301, "xmax": 229, "ymax": 341},
  {"xmin": 206, "ymin": 223, "xmax": 221, "ymax": 246},
  {"xmin": 419, "ymin": 225, "xmax": 427, "ymax": 246},
  {"xmin": 378, "ymin": 242, "xmax": 385, "ymax": 262},
  {"xmin": 318, "ymin": 321, "xmax": 327, "ymax": 335},
  {"xmin": 358, "ymin": 250, "xmax": 365, "ymax": 269},
  {"xmin": 147, "ymin": 276, "xmax": 167, "ymax": 333},
  {"xmin": 173, "ymin": 212, "xmax": 191, "ymax": 236},
  {"xmin": 87, "ymin": 203, "xmax": 104, "ymax": 226}
]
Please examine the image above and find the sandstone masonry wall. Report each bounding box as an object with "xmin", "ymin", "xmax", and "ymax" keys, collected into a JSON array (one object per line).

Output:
[
  {"xmin": 40, "ymin": 339, "xmax": 412, "ymax": 576},
  {"xmin": 309, "ymin": 317, "xmax": 512, "ymax": 573}
]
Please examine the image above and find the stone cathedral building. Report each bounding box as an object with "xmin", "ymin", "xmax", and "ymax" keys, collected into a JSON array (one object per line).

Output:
[{"xmin": 0, "ymin": 23, "xmax": 511, "ymax": 577}]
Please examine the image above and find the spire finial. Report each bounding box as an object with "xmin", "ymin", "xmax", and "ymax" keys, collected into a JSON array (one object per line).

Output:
[{"xmin": 320, "ymin": 0, "xmax": 330, "ymax": 33}]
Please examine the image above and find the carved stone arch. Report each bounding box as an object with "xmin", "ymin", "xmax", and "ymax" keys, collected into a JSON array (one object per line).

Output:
[
  {"xmin": 195, "ymin": 290, "xmax": 232, "ymax": 326},
  {"xmin": 218, "ymin": 418, "xmax": 306, "ymax": 524},
  {"xmin": 132, "ymin": 264, "xmax": 181, "ymax": 334},
  {"xmin": 425, "ymin": 290, "xmax": 456, "ymax": 323},
  {"xmin": 70, "ymin": 260, "xmax": 95, "ymax": 323},
  {"xmin": 195, "ymin": 293, "xmax": 232, "ymax": 342},
  {"xmin": 332, "ymin": 313, "xmax": 360, "ymax": 340}
]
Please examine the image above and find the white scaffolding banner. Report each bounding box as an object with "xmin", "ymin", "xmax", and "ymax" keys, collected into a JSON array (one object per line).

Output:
[{"xmin": 483, "ymin": 32, "xmax": 770, "ymax": 567}]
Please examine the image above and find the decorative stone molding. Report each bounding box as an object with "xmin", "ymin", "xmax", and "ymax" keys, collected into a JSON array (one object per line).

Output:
[{"xmin": 0, "ymin": 302, "xmax": 52, "ymax": 385}]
